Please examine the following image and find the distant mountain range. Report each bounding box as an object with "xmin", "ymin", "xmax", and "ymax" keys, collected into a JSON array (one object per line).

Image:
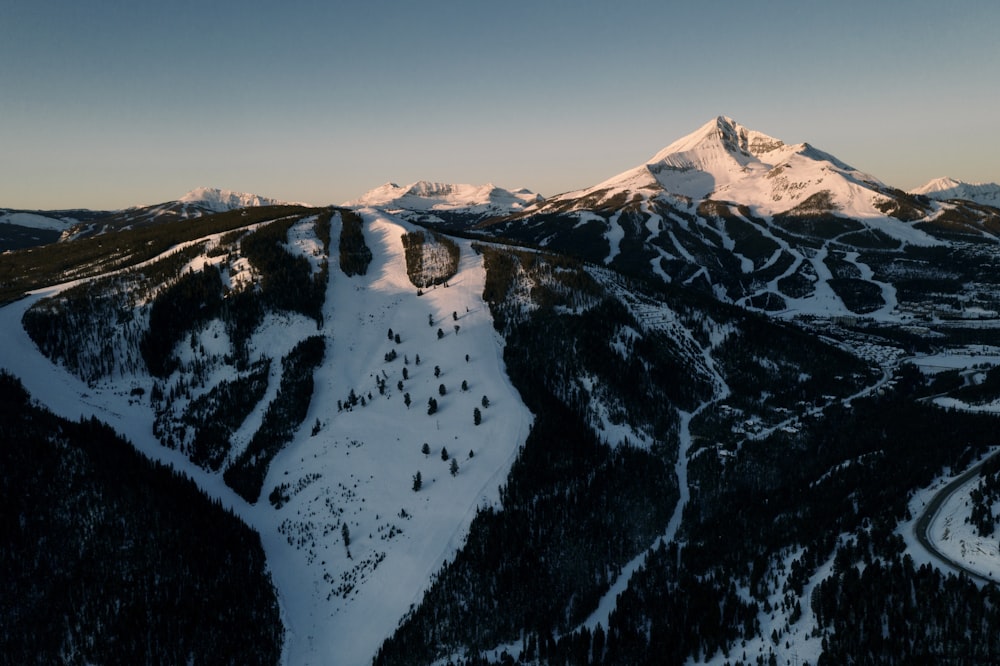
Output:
[
  {"xmin": 348, "ymin": 117, "xmax": 999, "ymax": 225},
  {"xmin": 4, "ymin": 127, "xmax": 998, "ymax": 253},
  {"xmin": 0, "ymin": 188, "xmax": 300, "ymax": 251},
  {"xmin": 910, "ymin": 176, "xmax": 1000, "ymax": 207},
  {"xmin": 345, "ymin": 181, "xmax": 542, "ymax": 224}
]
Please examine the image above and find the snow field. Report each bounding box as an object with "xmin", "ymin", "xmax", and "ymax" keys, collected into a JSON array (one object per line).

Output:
[{"xmin": 257, "ymin": 211, "xmax": 532, "ymax": 665}]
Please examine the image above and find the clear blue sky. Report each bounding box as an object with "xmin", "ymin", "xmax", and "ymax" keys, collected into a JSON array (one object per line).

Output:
[{"xmin": 3, "ymin": 0, "xmax": 998, "ymax": 209}]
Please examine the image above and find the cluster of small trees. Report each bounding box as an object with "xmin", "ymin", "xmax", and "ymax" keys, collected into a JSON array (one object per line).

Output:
[
  {"xmin": 401, "ymin": 230, "xmax": 461, "ymax": 288},
  {"xmin": 339, "ymin": 209, "xmax": 373, "ymax": 276},
  {"xmin": 413, "ymin": 445, "xmax": 463, "ymax": 492},
  {"xmin": 156, "ymin": 358, "xmax": 271, "ymax": 471}
]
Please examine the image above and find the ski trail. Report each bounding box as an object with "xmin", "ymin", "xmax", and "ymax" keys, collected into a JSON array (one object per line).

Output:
[
  {"xmin": 581, "ymin": 403, "xmax": 708, "ymax": 633},
  {"xmin": 581, "ymin": 324, "xmax": 730, "ymax": 634}
]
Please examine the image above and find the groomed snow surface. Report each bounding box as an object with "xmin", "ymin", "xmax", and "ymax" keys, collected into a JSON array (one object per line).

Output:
[{"xmin": 261, "ymin": 212, "xmax": 533, "ymax": 664}]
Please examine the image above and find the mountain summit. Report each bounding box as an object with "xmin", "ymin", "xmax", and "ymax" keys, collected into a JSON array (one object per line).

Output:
[
  {"xmin": 559, "ymin": 115, "xmax": 889, "ymax": 219},
  {"xmin": 345, "ymin": 181, "xmax": 541, "ymax": 225},
  {"xmin": 176, "ymin": 187, "xmax": 302, "ymax": 212},
  {"xmin": 911, "ymin": 177, "xmax": 1000, "ymax": 207},
  {"xmin": 480, "ymin": 115, "xmax": 999, "ymax": 318},
  {"xmin": 57, "ymin": 187, "xmax": 309, "ymax": 241}
]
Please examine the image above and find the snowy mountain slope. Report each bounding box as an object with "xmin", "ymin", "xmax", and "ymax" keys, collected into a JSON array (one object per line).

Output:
[
  {"xmin": 0, "ymin": 211, "xmax": 74, "ymax": 231},
  {"xmin": 545, "ymin": 116, "xmax": 897, "ymax": 219},
  {"xmin": 0, "ymin": 209, "xmax": 101, "ymax": 251},
  {"xmin": 257, "ymin": 211, "xmax": 532, "ymax": 664},
  {"xmin": 912, "ymin": 176, "xmax": 1000, "ymax": 208},
  {"xmin": 1, "ymin": 208, "xmax": 532, "ymax": 664},
  {"xmin": 480, "ymin": 116, "xmax": 1000, "ymax": 323},
  {"xmin": 346, "ymin": 181, "xmax": 541, "ymax": 226}
]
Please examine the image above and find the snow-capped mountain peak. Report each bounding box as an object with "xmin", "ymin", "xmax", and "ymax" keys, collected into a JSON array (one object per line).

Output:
[
  {"xmin": 345, "ymin": 180, "xmax": 542, "ymax": 219},
  {"xmin": 177, "ymin": 187, "xmax": 298, "ymax": 212},
  {"xmin": 648, "ymin": 115, "xmax": 785, "ymax": 166},
  {"xmin": 556, "ymin": 115, "xmax": 889, "ymax": 218},
  {"xmin": 911, "ymin": 178, "xmax": 1000, "ymax": 207}
]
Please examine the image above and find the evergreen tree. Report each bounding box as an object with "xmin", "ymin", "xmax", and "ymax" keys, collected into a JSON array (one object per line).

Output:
[
  {"xmin": 412, "ymin": 471, "xmax": 422, "ymax": 492},
  {"xmin": 450, "ymin": 458, "xmax": 459, "ymax": 476}
]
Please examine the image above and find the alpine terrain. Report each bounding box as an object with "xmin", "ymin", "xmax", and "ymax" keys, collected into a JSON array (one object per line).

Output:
[
  {"xmin": 4, "ymin": 117, "xmax": 1000, "ymax": 665},
  {"xmin": 911, "ymin": 176, "xmax": 1000, "ymax": 208}
]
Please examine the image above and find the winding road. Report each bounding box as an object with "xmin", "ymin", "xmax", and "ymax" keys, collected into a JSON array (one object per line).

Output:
[{"xmin": 914, "ymin": 451, "xmax": 1000, "ymax": 586}]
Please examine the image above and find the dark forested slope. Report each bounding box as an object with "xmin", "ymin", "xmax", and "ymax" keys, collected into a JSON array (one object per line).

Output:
[{"xmin": 0, "ymin": 372, "xmax": 283, "ymax": 665}]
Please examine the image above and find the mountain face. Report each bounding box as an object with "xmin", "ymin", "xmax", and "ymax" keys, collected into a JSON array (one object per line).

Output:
[
  {"xmin": 478, "ymin": 116, "xmax": 1000, "ymax": 323},
  {"xmin": 346, "ymin": 180, "xmax": 542, "ymax": 227},
  {"xmin": 4, "ymin": 119, "xmax": 1000, "ymax": 665},
  {"xmin": 912, "ymin": 176, "xmax": 1000, "ymax": 207},
  {"xmin": 177, "ymin": 186, "xmax": 298, "ymax": 212},
  {"xmin": 538, "ymin": 116, "xmax": 894, "ymax": 218}
]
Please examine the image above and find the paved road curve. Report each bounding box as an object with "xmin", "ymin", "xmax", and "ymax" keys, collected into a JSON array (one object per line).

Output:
[{"xmin": 914, "ymin": 451, "xmax": 1000, "ymax": 587}]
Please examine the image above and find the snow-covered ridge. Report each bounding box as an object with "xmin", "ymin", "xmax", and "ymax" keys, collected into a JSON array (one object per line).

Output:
[
  {"xmin": 912, "ymin": 177, "xmax": 1000, "ymax": 207},
  {"xmin": 175, "ymin": 187, "xmax": 304, "ymax": 212},
  {"xmin": 0, "ymin": 211, "xmax": 74, "ymax": 231},
  {"xmin": 346, "ymin": 180, "xmax": 541, "ymax": 215}
]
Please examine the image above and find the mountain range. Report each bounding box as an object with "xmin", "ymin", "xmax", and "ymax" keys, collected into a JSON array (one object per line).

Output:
[
  {"xmin": 345, "ymin": 181, "xmax": 542, "ymax": 224},
  {"xmin": 3, "ymin": 117, "xmax": 1000, "ymax": 665},
  {"xmin": 0, "ymin": 187, "xmax": 298, "ymax": 251},
  {"xmin": 911, "ymin": 176, "xmax": 1000, "ymax": 207}
]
